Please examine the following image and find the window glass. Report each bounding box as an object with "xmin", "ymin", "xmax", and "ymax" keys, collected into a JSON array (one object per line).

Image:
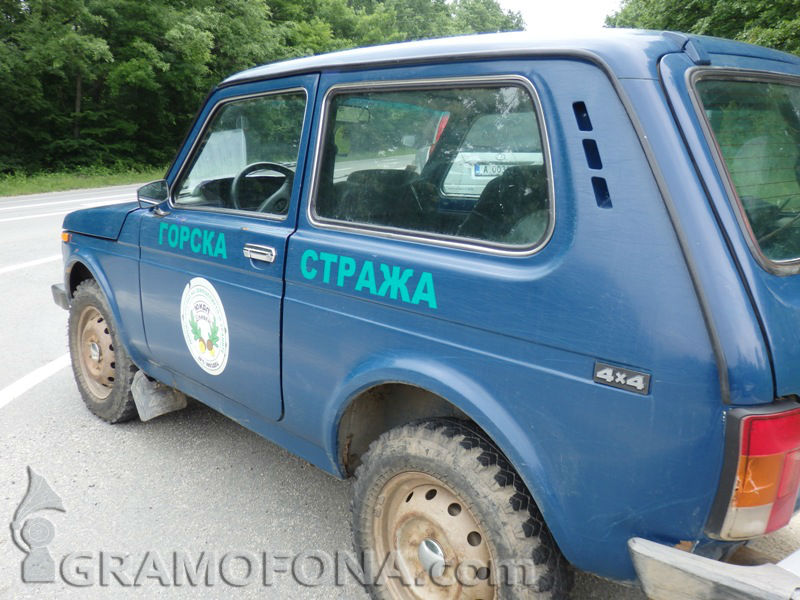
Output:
[
  {"xmin": 442, "ymin": 111, "xmax": 543, "ymax": 197},
  {"xmin": 174, "ymin": 91, "xmax": 306, "ymax": 216},
  {"xmin": 315, "ymin": 84, "xmax": 550, "ymax": 248},
  {"xmin": 696, "ymin": 78, "xmax": 800, "ymax": 262}
]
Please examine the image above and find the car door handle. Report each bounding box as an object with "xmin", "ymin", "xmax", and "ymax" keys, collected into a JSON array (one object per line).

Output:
[{"xmin": 243, "ymin": 244, "xmax": 276, "ymax": 264}]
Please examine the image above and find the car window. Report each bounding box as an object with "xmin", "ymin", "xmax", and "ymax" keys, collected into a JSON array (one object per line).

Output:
[
  {"xmin": 313, "ymin": 83, "xmax": 550, "ymax": 249},
  {"xmin": 696, "ymin": 77, "xmax": 800, "ymax": 262},
  {"xmin": 174, "ymin": 90, "xmax": 307, "ymax": 216}
]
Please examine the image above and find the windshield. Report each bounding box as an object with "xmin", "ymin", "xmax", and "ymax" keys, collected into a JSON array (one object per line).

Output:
[{"xmin": 696, "ymin": 77, "xmax": 800, "ymax": 263}]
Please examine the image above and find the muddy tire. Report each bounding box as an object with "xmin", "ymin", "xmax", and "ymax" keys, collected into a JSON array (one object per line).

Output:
[
  {"xmin": 68, "ymin": 279, "xmax": 138, "ymax": 423},
  {"xmin": 352, "ymin": 419, "xmax": 572, "ymax": 599}
]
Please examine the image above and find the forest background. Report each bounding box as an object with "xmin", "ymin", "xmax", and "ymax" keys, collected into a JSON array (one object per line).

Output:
[{"xmin": 1, "ymin": 0, "xmax": 797, "ymax": 189}]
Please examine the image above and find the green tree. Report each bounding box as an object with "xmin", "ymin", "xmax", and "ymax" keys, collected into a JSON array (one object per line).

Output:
[
  {"xmin": 0, "ymin": 0, "xmax": 527, "ymax": 175},
  {"xmin": 453, "ymin": 0, "xmax": 523, "ymax": 34},
  {"xmin": 0, "ymin": 0, "xmax": 112, "ymax": 170},
  {"xmin": 606, "ymin": 0, "xmax": 800, "ymax": 55}
]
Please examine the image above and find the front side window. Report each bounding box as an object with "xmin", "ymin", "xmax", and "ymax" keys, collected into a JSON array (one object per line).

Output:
[
  {"xmin": 174, "ymin": 91, "xmax": 307, "ymax": 216},
  {"xmin": 314, "ymin": 83, "xmax": 550, "ymax": 249},
  {"xmin": 696, "ymin": 77, "xmax": 800, "ymax": 263}
]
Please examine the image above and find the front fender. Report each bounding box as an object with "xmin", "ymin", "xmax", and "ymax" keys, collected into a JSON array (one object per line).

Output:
[{"xmin": 62, "ymin": 232, "xmax": 148, "ymax": 371}]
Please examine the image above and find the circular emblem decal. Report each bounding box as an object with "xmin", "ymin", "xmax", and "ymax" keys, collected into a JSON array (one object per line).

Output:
[{"xmin": 180, "ymin": 277, "xmax": 229, "ymax": 375}]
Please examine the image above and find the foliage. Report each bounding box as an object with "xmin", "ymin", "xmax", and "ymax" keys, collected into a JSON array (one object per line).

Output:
[
  {"xmin": 0, "ymin": 0, "xmax": 523, "ymax": 175},
  {"xmin": 209, "ymin": 319, "xmax": 219, "ymax": 349},
  {"xmin": 0, "ymin": 165, "xmax": 166, "ymax": 196},
  {"xmin": 189, "ymin": 313, "xmax": 203, "ymax": 341},
  {"xmin": 606, "ymin": 0, "xmax": 800, "ymax": 56}
]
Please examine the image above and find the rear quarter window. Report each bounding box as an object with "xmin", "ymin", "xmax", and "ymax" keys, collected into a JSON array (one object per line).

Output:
[{"xmin": 311, "ymin": 79, "xmax": 551, "ymax": 251}]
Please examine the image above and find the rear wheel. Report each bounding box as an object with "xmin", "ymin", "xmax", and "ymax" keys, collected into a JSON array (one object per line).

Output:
[
  {"xmin": 68, "ymin": 279, "xmax": 138, "ymax": 423},
  {"xmin": 352, "ymin": 419, "xmax": 572, "ymax": 599}
]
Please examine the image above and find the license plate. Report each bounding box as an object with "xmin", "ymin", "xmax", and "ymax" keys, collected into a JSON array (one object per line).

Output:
[{"xmin": 474, "ymin": 163, "xmax": 506, "ymax": 177}]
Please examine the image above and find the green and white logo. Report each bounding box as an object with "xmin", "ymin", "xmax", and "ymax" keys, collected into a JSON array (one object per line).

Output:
[{"xmin": 180, "ymin": 278, "xmax": 229, "ymax": 375}]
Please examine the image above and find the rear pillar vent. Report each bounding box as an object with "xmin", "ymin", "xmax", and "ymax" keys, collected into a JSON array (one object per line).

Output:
[
  {"xmin": 573, "ymin": 101, "xmax": 593, "ymax": 131},
  {"xmin": 592, "ymin": 177, "xmax": 612, "ymax": 209},
  {"xmin": 582, "ymin": 139, "xmax": 603, "ymax": 170}
]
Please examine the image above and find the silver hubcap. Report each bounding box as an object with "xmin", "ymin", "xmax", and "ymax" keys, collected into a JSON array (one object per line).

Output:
[{"xmin": 418, "ymin": 538, "xmax": 446, "ymax": 578}]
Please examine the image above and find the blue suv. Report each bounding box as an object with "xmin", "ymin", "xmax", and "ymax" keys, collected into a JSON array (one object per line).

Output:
[{"xmin": 53, "ymin": 29, "xmax": 800, "ymax": 599}]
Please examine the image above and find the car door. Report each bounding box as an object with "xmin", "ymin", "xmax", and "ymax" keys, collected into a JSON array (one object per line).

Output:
[{"xmin": 139, "ymin": 75, "xmax": 317, "ymax": 421}]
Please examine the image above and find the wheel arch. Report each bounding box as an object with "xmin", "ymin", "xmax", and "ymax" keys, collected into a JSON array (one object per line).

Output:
[
  {"xmin": 66, "ymin": 259, "xmax": 94, "ymax": 298},
  {"xmin": 64, "ymin": 254, "xmax": 144, "ymax": 369},
  {"xmin": 336, "ymin": 382, "xmax": 470, "ymax": 475},
  {"xmin": 65, "ymin": 255, "xmax": 116, "ymax": 306},
  {"xmin": 328, "ymin": 356, "xmax": 573, "ymax": 563}
]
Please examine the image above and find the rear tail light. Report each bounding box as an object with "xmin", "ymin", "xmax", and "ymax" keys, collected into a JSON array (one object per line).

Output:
[{"xmin": 719, "ymin": 407, "xmax": 800, "ymax": 540}]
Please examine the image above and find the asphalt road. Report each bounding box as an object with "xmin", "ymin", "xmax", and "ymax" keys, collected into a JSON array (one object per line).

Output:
[{"xmin": 0, "ymin": 185, "xmax": 796, "ymax": 599}]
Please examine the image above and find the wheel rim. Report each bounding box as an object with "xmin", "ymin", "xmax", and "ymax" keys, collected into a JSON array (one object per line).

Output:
[
  {"xmin": 76, "ymin": 306, "xmax": 116, "ymax": 400},
  {"xmin": 373, "ymin": 472, "xmax": 494, "ymax": 599}
]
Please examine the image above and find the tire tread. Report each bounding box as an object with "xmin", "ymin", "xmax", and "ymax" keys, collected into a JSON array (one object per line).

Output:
[
  {"xmin": 352, "ymin": 418, "xmax": 573, "ymax": 599},
  {"xmin": 69, "ymin": 279, "xmax": 138, "ymax": 424}
]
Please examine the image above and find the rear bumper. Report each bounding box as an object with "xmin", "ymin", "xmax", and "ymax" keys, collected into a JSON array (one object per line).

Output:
[
  {"xmin": 629, "ymin": 537, "xmax": 800, "ymax": 599},
  {"xmin": 51, "ymin": 283, "xmax": 69, "ymax": 310}
]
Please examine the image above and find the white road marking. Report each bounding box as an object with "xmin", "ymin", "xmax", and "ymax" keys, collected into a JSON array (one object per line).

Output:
[
  {"xmin": 0, "ymin": 255, "xmax": 61, "ymax": 275},
  {"xmin": 0, "ymin": 193, "xmax": 133, "ymax": 211},
  {"xmin": 0, "ymin": 200, "xmax": 128, "ymax": 223},
  {"xmin": 0, "ymin": 353, "xmax": 71, "ymax": 410},
  {"xmin": 0, "ymin": 210, "xmax": 72, "ymax": 223},
  {"xmin": 0, "ymin": 185, "xmax": 140, "ymax": 203},
  {"xmin": 0, "ymin": 199, "xmax": 77, "ymax": 211}
]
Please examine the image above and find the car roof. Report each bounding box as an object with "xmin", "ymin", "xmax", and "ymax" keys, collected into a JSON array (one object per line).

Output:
[{"xmin": 222, "ymin": 29, "xmax": 800, "ymax": 85}]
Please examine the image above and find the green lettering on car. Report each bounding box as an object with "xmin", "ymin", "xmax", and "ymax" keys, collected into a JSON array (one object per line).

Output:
[
  {"xmin": 301, "ymin": 250, "xmax": 437, "ymax": 309},
  {"xmin": 378, "ymin": 264, "xmax": 413, "ymax": 302},
  {"xmin": 355, "ymin": 261, "xmax": 378, "ymax": 295},
  {"xmin": 158, "ymin": 224, "xmax": 227, "ymax": 259},
  {"xmin": 301, "ymin": 249, "xmax": 318, "ymax": 280}
]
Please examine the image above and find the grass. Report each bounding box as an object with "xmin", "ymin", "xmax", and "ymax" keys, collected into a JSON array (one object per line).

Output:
[{"xmin": 0, "ymin": 166, "xmax": 167, "ymax": 197}]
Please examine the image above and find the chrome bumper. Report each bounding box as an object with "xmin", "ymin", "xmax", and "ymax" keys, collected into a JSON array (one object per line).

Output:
[{"xmin": 629, "ymin": 537, "xmax": 800, "ymax": 600}]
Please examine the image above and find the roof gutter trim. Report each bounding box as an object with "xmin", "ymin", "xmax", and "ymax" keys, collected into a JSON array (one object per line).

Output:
[{"xmin": 218, "ymin": 47, "xmax": 663, "ymax": 89}]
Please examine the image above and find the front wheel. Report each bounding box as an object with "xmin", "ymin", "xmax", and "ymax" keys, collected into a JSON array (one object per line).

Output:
[
  {"xmin": 352, "ymin": 419, "xmax": 572, "ymax": 599},
  {"xmin": 68, "ymin": 279, "xmax": 138, "ymax": 423}
]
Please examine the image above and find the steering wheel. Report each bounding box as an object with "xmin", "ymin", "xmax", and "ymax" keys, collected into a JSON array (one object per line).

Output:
[{"xmin": 230, "ymin": 162, "xmax": 294, "ymax": 213}]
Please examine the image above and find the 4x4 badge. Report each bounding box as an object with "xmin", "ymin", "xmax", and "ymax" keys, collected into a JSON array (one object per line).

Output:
[
  {"xmin": 593, "ymin": 362, "xmax": 651, "ymax": 395},
  {"xmin": 180, "ymin": 278, "xmax": 230, "ymax": 375}
]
